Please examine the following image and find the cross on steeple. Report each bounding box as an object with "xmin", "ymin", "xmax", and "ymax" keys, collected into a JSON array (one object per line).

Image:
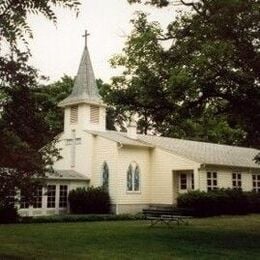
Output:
[{"xmin": 82, "ymin": 30, "xmax": 90, "ymax": 47}]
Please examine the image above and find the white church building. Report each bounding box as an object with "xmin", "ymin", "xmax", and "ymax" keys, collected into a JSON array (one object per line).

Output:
[{"xmin": 18, "ymin": 32, "xmax": 260, "ymax": 216}]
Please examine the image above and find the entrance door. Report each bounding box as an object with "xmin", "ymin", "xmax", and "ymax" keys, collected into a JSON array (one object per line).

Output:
[{"xmin": 178, "ymin": 171, "xmax": 194, "ymax": 194}]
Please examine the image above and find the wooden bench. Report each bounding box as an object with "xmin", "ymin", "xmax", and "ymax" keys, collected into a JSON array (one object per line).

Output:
[{"xmin": 143, "ymin": 208, "xmax": 192, "ymax": 227}]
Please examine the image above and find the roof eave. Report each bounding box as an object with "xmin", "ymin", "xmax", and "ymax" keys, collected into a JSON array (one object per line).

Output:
[
  {"xmin": 58, "ymin": 99, "xmax": 107, "ymax": 108},
  {"xmin": 46, "ymin": 176, "xmax": 90, "ymax": 181},
  {"xmin": 200, "ymin": 163, "xmax": 260, "ymax": 170}
]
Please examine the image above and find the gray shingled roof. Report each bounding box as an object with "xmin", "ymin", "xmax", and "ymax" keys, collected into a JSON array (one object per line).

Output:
[
  {"xmin": 139, "ymin": 135, "xmax": 260, "ymax": 169},
  {"xmin": 87, "ymin": 130, "xmax": 259, "ymax": 169},
  {"xmin": 59, "ymin": 41, "xmax": 105, "ymax": 107},
  {"xmin": 86, "ymin": 130, "xmax": 153, "ymax": 148},
  {"xmin": 47, "ymin": 170, "xmax": 89, "ymax": 180}
]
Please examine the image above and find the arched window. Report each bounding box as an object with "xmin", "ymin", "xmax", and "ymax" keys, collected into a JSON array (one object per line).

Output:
[
  {"xmin": 127, "ymin": 162, "xmax": 140, "ymax": 192},
  {"xmin": 102, "ymin": 162, "xmax": 109, "ymax": 190}
]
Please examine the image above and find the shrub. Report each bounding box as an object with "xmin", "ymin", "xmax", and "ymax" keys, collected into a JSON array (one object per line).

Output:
[
  {"xmin": 177, "ymin": 189, "xmax": 251, "ymax": 217},
  {"xmin": 0, "ymin": 205, "xmax": 19, "ymax": 224},
  {"xmin": 246, "ymin": 192, "xmax": 260, "ymax": 213},
  {"xmin": 68, "ymin": 186, "xmax": 111, "ymax": 214},
  {"xmin": 21, "ymin": 213, "xmax": 144, "ymax": 224}
]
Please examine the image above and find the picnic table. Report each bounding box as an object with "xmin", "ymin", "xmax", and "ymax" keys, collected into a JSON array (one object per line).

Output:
[{"xmin": 143, "ymin": 208, "xmax": 192, "ymax": 227}]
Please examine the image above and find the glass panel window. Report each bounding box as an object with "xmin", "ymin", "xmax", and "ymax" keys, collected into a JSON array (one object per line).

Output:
[
  {"xmin": 33, "ymin": 186, "xmax": 42, "ymax": 208},
  {"xmin": 20, "ymin": 190, "xmax": 29, "ymax": 209},
  {"xmin": 191, "ymin": 173, "xmax": 194, "ymax": 190},
  {"xmin": 7, "ymin": 189, "xmax": 16, "ymax": 207},
  {"xmin": 134, "ymin": 166, "xmax": 140, "ymax": 191},
  {"xmin": 127, "ymin": 165, "xmax": 133, "ymax": 191},
  {"xmin": 47, "ymin": 185, "xmax": 56, "ymax": 208},
  {"xmin": 102, "ymin": 162, "xmax": 109, "ymax": 191},
  {"xmin": 180, "ymin": 174, "xmax": 187, "ymax": 190},
  {"xmin": 252, "ymin": 174, "xmax": 260, "ymax": 192},
  {"xmin": 127, "ymin": 163, "xmax": 140, "ymax": 192},
  {"xmin": 232, "ymin": 173, "xmax": 242, "ymax": 189},
  {"xmin": 207, "ymin": 172, "xmax": 218, "ymax": 191},
  {"xmin": 59, "ymin": 185, "xmax": 68, "ymax": 208}
]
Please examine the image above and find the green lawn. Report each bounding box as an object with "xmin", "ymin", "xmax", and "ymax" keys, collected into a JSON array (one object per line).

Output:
[{"xmin": 0, "ymin": 215, "xmax": 260, "ymax": 259}]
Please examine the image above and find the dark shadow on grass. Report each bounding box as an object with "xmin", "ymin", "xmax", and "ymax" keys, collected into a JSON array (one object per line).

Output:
[{"xmin": 0, "ymin": 254, "xmax": 32, "ymax": 260}]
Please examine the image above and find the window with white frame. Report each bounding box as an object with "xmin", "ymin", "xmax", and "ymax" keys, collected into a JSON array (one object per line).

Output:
[
  {"xmin": 232, "ymin": 173, "xmax": 242, "ymax": 189},
  {"xmin": 207, "ymin": 172, "xmax": 218, "ymax": 191},
  {"xmin": 178, "ymin": 172, "xmax": 194, "ymax": 191},
  {"xmin": 127, "ymin": 162, "xmax": 140, "ymax": 192},
  {"xmin": 70, "ymin": 105, "xmax": 78, "ymax": 124},
  {"xmin": 20, "ymin": 190, "xmax": 29, "ymax": 209},
  {"xmin": 59, "ymin": 185, "xmax": 68, "ymax": 208},
  {"xmin": 180, "ymin": 174, "xmax": 187, "ymax": 190},
  {"xmin": 7, "ymin": 189, "xmax": 16, "ymax": 207},
  {"xmin": 191, "ymin": 173, "xmax": 194, "ymax": 190},
  {"xmin": 33, "ymin": 186, "xmax": 42, "ymax": 208},
  {"xmin": 252, "ymin": 174, "xmax": 260, "ymax": 192},
  {"xmin": 47, "ymin": 185, "xmax": 56, "ymax": 208},
  {"xmin": 102, "ymin": 162, "xmax": 109, "ymax": 191}
]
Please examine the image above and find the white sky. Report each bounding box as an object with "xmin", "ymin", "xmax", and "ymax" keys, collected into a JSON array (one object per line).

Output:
[{"xmin": 27, "ymin": 0, "xmax": 184, "ymax": 83}]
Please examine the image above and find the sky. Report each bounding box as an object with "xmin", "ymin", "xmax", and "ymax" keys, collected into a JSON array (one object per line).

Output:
[{"xmin": 27, "ymin": 0, "xmax": 184, "ymax": 83}]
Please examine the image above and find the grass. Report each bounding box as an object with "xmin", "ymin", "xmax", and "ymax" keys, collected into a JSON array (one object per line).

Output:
[{"xmin": 0, "ymin": 215, "xmax": 260, "ymax": 259}]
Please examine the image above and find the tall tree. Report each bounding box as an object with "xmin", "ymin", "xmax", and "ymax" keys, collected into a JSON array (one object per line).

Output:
[
  {"xmin": 109, "ymin": 0, "xmax": 259, "ymax": 147},
  {"xmin": 0, "ymin": 0, "xmax": 80, "ymax": 207},
  {"xmin": 105, "ymin": 12, "xmax": 246, "ymax": 144},
  {"xmin": 36, "ymin": 75, "xmax": 74, "ymax": 137}
]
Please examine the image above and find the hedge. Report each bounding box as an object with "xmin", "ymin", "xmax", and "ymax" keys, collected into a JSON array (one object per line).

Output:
[
  {"xmin": 21, "ymin": 213, "xmax": 145, "ymax": 224},
  {"xmin": 177, "ymin": 189, "xmax": 260, "ymax": 217},
  {"xmin": 68, "ymin": 186, "xmax": 111, "ymax": 214},
  {"xmin": 0, "ymin": 205, "xmax": 19, "ymax": 224}
]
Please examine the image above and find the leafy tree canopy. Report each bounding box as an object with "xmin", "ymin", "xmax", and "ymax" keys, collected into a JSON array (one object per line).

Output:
[
  {"xmin": 107, "ymin": 0, "xmax": 259, "ymax": 147},
  {"xmin": 36, "ymin": 75, "xmax": 74, "ymax": 137},
  {"xmin": 0, "ymin": 0, "xmax": 80, "ymax": 206}
]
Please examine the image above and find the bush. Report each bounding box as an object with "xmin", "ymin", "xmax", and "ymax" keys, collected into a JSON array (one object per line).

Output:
[
  {"xmin": 0, "ymin": 205, "xmax": 19, "ymax": 224},
  {"xmin": 246, "ymin": 192, "xmax": 260, "ymax": 213},
  {"xmin": 68, "ymin": 186, "xmax": 111, "ymax": 214},
  {"xmin": 177, "ymin": 189, "xmax": 252, "ymax": 217},
  {"xmin": 21, "ymin": 213, "xmax": 144, "ymax": 224}
]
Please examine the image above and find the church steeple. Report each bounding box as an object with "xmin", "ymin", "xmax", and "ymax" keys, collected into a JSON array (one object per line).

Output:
[
  {"xmin": 59, "ymin": 30, "xmax": 104, "ymax": 108},
  {"xmin": 59, "ymin": 30, "xmax": 106, "ymax": 133}
]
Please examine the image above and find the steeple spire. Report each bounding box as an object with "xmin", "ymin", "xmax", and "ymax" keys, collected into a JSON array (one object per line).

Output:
[{"xmin": 59, "ymin": 30, "xmax": 105, "ymax": 108}]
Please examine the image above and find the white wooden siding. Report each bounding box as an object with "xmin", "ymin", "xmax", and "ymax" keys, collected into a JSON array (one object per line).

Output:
[
  {"xmin": 199, "ymin": 167, "xmax": 260, "ymax": 192},
  {"xmin": 117, "ymin": 146, "xmax": 151, "ymax": 205},
  {"xmin": 91, "ymin": 136, "xmax": 119, "ymax": 204},
  {"xmin": 150, "ymin": 148, "xmax": 199, "ymax": 204}
]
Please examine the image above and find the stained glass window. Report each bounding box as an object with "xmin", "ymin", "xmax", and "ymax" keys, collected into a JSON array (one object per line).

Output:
[
  {"xmin": 127, "ymin": 165, "xmax": 133, "ymax": 191},
  {"xmin": 127, "ymin": 163, "xmax": 140, "ymax": 192},
  {"xmin": 102, "ymin": 162, "xmax": 109, "ymax": 191},
  {"xmin": 134, "ymin": 166, "xmax": 140, "ymax": 191}
]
